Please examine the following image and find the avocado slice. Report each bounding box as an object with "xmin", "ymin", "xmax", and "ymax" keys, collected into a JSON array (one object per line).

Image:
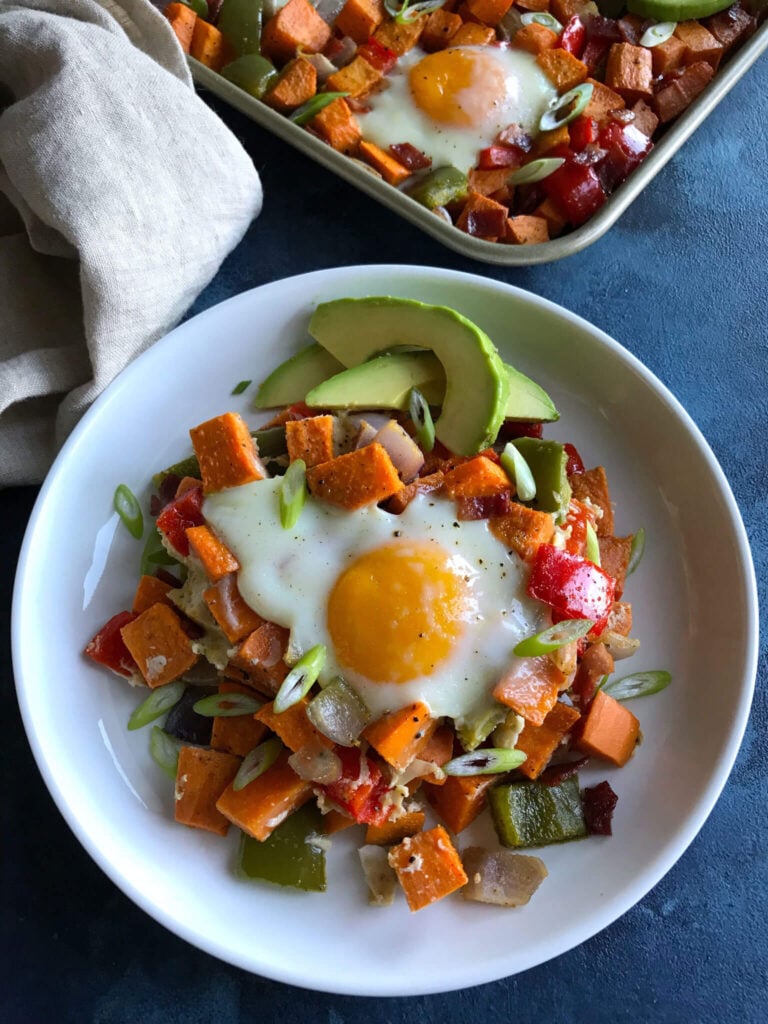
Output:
[
  {"xmin": 512, "ymin": 437, "xmax": 571, "ymax": 523},
  {"xmin": 626, "ymin": 0, "xmax": 731, "ymax": 20},
  {"xmin": 308, "ymin": 298, "xmax": 510, "ymax": 455},
  {"xmin": 504, "ymin": 365, "xmax": 559, "ymax": 423},
  {"xmin": 305, "ymin": 352, "xmax": 446, "ymax": 410},
  {"xmin": 254, "ymin": 343, "xmax": 345, "ymax": 408}
]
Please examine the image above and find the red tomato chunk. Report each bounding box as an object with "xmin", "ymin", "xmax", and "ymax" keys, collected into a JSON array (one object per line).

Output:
[{"xmin": 527, "ymin": 545, "xmax": 616, "ymax": 634}]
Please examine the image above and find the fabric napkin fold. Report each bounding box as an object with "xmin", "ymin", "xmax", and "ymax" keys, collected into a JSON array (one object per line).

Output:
[{"xmin": 0, "ymin": 0, "xmax": 263, "ymax": 487}]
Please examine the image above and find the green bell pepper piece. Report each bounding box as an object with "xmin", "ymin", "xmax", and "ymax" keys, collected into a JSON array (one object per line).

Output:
[
  {"xmin": 250, "ymin": 425, "xmax": 288, "ymax": 458},
  {"xmin": 221, "ymin": 53, "xmax": 278, "ymax": 98},
  {"xmin": 407, "ymin": 166, "xmax": 468, "ymax": 210},
  {"xmin": 218, "ymin": 0, "xmax": 265, "ymax": 57},
  {"xmin": 238, "ymin": 803, "xmax": 327, "ymax": 891},
  {"xmin": 489, "ymin": 775, "xmax": 587, "ymax": 848},
  {"xmin": 151, "ymin": 454, "xmax": 200, "ymax": 489},
  {"xmin": 511, "ymin": 437, "xmax": 571, "ymax": 523},
  {"xmin": 139, "ymin": 525, "xmax": 180, "ymax": 577}
]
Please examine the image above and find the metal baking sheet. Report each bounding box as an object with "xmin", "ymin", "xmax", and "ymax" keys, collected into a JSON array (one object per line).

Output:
[{"xmin": 190, "ymin": 23, "xmax": 768, "ymax": 265}]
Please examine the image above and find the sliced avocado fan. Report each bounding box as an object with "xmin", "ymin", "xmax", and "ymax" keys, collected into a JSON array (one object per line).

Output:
[{"xmin": 626, "ymin": 0, "xmax": 732, "ymax": 20}]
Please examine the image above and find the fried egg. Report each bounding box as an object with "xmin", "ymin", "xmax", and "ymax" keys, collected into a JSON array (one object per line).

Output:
[
  {"xmin": 204, "ymin": 479, "xmax": 544, "ymax": 725},
  {"xmin": 356, "ymin": 45, "xmax": 557, "ymax": 175}
]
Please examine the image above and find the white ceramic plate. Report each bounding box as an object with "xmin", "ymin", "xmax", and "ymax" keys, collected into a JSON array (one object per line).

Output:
[{"xmin": 13, "ymin": 266, "xmax": 757, "ymax": 996}]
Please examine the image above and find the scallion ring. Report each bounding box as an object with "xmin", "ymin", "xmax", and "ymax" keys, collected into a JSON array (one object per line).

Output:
[
  {"xmin": 280, "ymin": 458, "xmax": 308, "ymax": 529},
  {"xmin": 443, "ymin": 748, "xmax": 527, "ymax": 776},
  {"xmin": 514, "ymin": 618, "xmax": 594, "ymax": 657},
  {"xmin": 540, "ymin": 82, "xmax": 594, "ymax": 132},
  {"xmin": 627, "ymin": 526, "xmax": 645, "ymax": 575},
  {"xmin": 114, "ymin": 483, "xmax": 144, "ymax": 540},
  {"xmin": 639, "ymin": 21, "xmax": 676, "ymax": 47},
  {"xmin": 149, "ymin": 726, "xmax": 183, "ymax": 779},
  {"xmin": 274, "ymin": 644, "xmax": 327, "ymax": 713},
  {"xmin": 128, "ymin": 681, "xmax": 185, "ymax": 731},
  {"xmin": 508, "ymin": 158, "xmax": 565, "ymax": 185},
  {"xmin": 602, "ymin": 670, "xmax": 671, "ymax": 701},
  {"xmin": 408, "ymin": 386, "xmax": 435, "ymax": 453},
  {"xmin": 231, "ymin": 379, "xmax": 251, "ymax": 395},
  {"xmin": 192, "ymin": 693, "xmax": 263, "ymax": 717},
  {"xmin": 233, "ymin": 737, "xmax": 283, "ymax": 791},
  {"xmin": 384, "ymin": 0, "xmax": 445, "ymax": 22},
  {"xmin": 520, "ymin": 10, "xmax": 562, "ymax": 32},
  {"xmin": 585, "ymin": 521, "xmax": 601, "ymax": 566},
  {"xmin": 501, "ymin": 442, "xmax": 536, "ymax": 502},
  {"xmin": 290, "ymin": 92, "xmax": 349, "ymax": 127}
]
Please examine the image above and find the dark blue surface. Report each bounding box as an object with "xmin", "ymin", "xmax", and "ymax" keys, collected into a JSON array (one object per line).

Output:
[{"xmin": 3, "ymin": 50, "xmax": 767, "ymax": 1024}]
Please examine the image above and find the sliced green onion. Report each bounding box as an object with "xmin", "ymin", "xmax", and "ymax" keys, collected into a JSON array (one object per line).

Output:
[
  {"xmin": 149, "ymin": 726, "xmax": 183, "ymax": 780},
  {"xmin": 274, "ymin": 645, "xmax": 327, "ymax": 713},
  {"xmin": 128, "ymin": 681, "xmax": 185, "ymax": 731},
  {"xmin": 280, "ymin": 458, "xmax": 308, "ymax": 529},
  {"xmin": 179, "ymin": 0, "xmax": 207, "ymax": 17},
  {"xmin": 509, "ymin": 158, "xmax": 565, "ymax": 185},
  {"xmin": 384, "ymin": 0, "xmax": 446, "ymax": 22},
  {"xmin": 233, "ymin": 737, "xmax": 283, "ymax": 791},
  {"xmin": 602, "ymin": 670, "xmax": 671, "ymax": 701},
  {"xmin": 501, "ymin": 442, "xmax": 536, "ymax": 502},
  {"xmin": 639, "ymin": 21, "xmax": 676, "ymax": 47},
  {"xmin": 192, "ymin": 692, "xmax": 263, "ymax": 717},
  {"xmin": 514, "ymin": 618, "xmax": 594, "ymax": 657},
  {"xmin": 139, "ymin": 525, "xmax": 178, "ymax": 576},
  {"xmin": 627, "ymin": 527, "xmax": 645, "ymax": 575},
  {"xmin": 521, "ymin": 10, "xmax": 562, "ymax": 31},
  {"xmin": 290, "ymin": 92, "xmax": 349, "ymax": 126},
  {"xmin": 443, "ymin": 748, "xmax": 527, "ymax": 776},
  {"xmin": 231, "ymin": 379, "xmax": 252, "ymax": 395},
  {"xmin": 585, "ymin": 521, "xmax": 601, "ymax": 566},
  {"xmin": 540, "ymin": 82, "xmax": 594, "ymax": 132},
  {"xmin": 114, "ymin": 484, "xmax": 144, "ymax": 540},
  {"xmin": 408, "ymin": 387, "xmax": 435, "ymax": 453}
]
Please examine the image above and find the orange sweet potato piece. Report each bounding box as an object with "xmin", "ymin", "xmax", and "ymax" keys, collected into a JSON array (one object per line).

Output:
[
  {"xmin": 120, "ymin": 603, "xmax": 198, "ymax": 688},
  {"xmin": 232, "ymin": 621, "xmax": 290, "ymax": 694},
  {"xmin": 373, "ymin": 14, "xmax": 426, "ymax": 54},
  {"xmin": 600, "ymin": 534, "xmax": 633, "ymax": 598},
  {"xmin": 211, "ymin": 682, "xmax": 269, "ymax": 758},
  {"xmin": 455, "ymin": 190, "xmax": 509, "ymax": 239},
  {"xmin": 307, "ymin": 443, "xmax": 402, "ymax": 510},
  {"xmin": 186, "ymin": 524, "xmax": 240, "ymax": 582},
  {"xmin": 165, "ymin": 2, "xmax": 196, "ymax": 54},
  {"xmin": 512, "ymin": 22, "xmax": 558, "ymax": 56},
  {"xmin": 421, "ymin": 8, "xmax": 463, "ymax": 50},
  {"xmin": 604, "ymin": 42, "xmax": 653, "ymax": 103},
  {"xmin": 582, "ymin": 77, "xmax": 626, "ymax": 122},
  {"xmin": 189, "ymin": 412, "xmax": 265, "ymax": 494},
  {"xmin": 468, "ymin": 167, "xmax": 515, "ymax": 202},
  {"xmin": 323, "ymin": 808, "xmax": 358, "ymax": 834},
  {"xmin": 285, "ymin": 415, "xmax": 335, "ymax": 467},
  {"xmin": 463, "ymin": 0, "xmax": 513, "ymax": 24},
  {"xmin": 388, "ymin": 825, "xmax": 467, "ymax": 911},
  {"xmin": 442, "ymin": 455, "xmax": 510, "ymax": 499},
  {"xmin": 203, "ymin": 573, "xmax": 265, "ymax": 643},
  {"xmin": 574, "ymin": 688, "xmax": 639, "ymax": 766},
  {"xmin": 416, "ymin": 723, "xmax": 455, "ymax": 785},
  {"xmin": 573, "ymin": 641, "xmax": 614, "ymax": 702},
  {"xmin": 325, "ymin": 54, "xmax": 383, "ymax": 99},
  {"xmin": 310, "ymin": 96, "xmax": 362, "ymax": 154},
  {"xmin": 505, "ymin": 215, "xmax": 550, "ymax": 245},
  {"xmin": 261, "ymin": 0, "xmax": 332, "ymax": 65},
  {"xmin": 190, "ymin": 19, "xmax": 235, "ymax": 72},
  {"xmin": 424, "ymin": 773, "xmax": 497, "ymax": 833},
  {"xmin": 365, "ymin": 809, "xmax": 426, "ymax": 845},
  {"xmin": 607, "ymin": 601, "xmax": 632, "ymax": 636},
  {"xmin": 386, "ymin": 470, "xmax": 444, "ymax": 514},
  {"xmin": 532, "ymin": 123, "xmax": 571, "ymax": 157},
  {"xmin": 335, "ymin": 0, "xmax": 385, "ymax": 43},
  {"xmin": 569, "ymin": 465, "xmax": 614, "ymax": 537},
  {"xmin": 174, "ymin": 747, "xmax": 241, "ymax": 836},
  {"xmin": 358, "ymin": 140, "xmax": 412, "ymax": 186},
  {"xmin": 490, "ymin": 502, "xmax": 555, "ymax": 561},
  {"xmin": 674, "ymin": 20, "xmax": 723, "ymax": 71},
  {"xmin": 263, "ymin": 57, "xmax": 318, "ymax": 113},
  {"xmin": 537, "ymin": 47, "xmax": 588, "ymax": 91},
  {"xmin": 451, "ymin": 22, "xmax": 496, "ymax": 45},
  {"xmin": 216, "ymin": 752, "xmax": 314, "ymax": 840},
  {"xmin": 132, "ymin": 574, "xmax": 174, "ymax": 614},
  {"xmin": 650, "ymin": 34, "xmax": 687, "ymax": 76},
  {"xmin": 175, "ymin": 475, "xmax": 203, "ymax": 497},
  {"xmin": 493, "ymin": 655, "xmax": 566, "ymax": 725},
  {"xmin": 533, "ymin": 197, "xmax": 568, "ymax": 238},
  {"xmin": 516, "ymin": 701, "xmax": 581, "ymax": 780},
  {"xmin": 364, "ymin": 702, "xmax": 438, "ymax": 771},
  {"xmin": 550, "ymin": 0, "xmax": 591, "ymax": 21},
  {"xmin": 255, "ymin": 697, "xmax": 335, "ymax": 752}
]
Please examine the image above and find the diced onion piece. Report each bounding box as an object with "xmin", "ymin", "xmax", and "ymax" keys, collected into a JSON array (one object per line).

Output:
[
  {"xmin": 114, "ymin": 483, "xmax": 144, "ymax": 539},
  {"xmin": 602, "ymin": 669, "xmax": 671, "ymax": 701},
  {"xmin": 501, "ymin": 442, "xmax": 536, "ymax": 501},
  {"xmin": 280, "ymin": 458, "xmax": 308, "ymax": 529},
  {"xmin": 288, "ymin": 742, "xmax": 342, "ymax": 784},
  {"xmin": 355, "ymin": 420, "xmax": 379, "ymax": 449},
  {"xmin": 149, "ymin": 726, "xmax": 182, "ymax": 780},
  {"xmin": 307, "ymin": 677, "xmax": 371, "ymax": 746},
  {"xmin": 521, "ymin": 10, "xmax": 562, "ymax": 31},
  {"xmin": 514, "ymin": 618, "xmax": 594, "ymax": 657},
  {"xmin": 274, "ymin": 644, "xmax": 327, "ymax": 713},
  {"xmin": 408, "ymin": 387, "xmax": 435, "ymax": 454},
  {"xmin": 373, "ymin": 420, "xmax": 425, "ymax": 482},
  {"xmin": 128, "ymin": 680, "xmax": 185, "ymax": 731},
  {"xmin": 540, "ymin": 83, "xmax": 594, "ymax": 132},
  {"xmin": 509, "ymin": 158, "xmax": 565, "ymax": 185},
  {"xmin": 585, "ymin": 521, "xmax": 601, "ymax": 565},
  {"xmin": 443, "ymin": 748, "xmax": 526, "ymax": 776},
  {"xmin": 639, "ymin": 21, "xmax": 676, "ymax": 47},
  {"xmin": 601, "ymin": 630, "xmax": 641, "ymax": 660},
  {"xmin": 233, "ymin": 737, "xmax": 283, "ymax": 791},
  {"xmin": 461, "ymin": 847, "xmax": 548, "ymax": 907},
  {"xmin": 358, "ymin": 845, "xmax": 398, "ymax": 906},
  {"xmin": 192, "ymin": 692, "xmax": 263, "ymax": 717}
]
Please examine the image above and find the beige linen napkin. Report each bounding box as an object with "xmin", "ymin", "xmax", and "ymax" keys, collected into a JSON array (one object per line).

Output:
[{"xmin": 0, "ymin": 0, "xmax": 263, "ymax": 487}]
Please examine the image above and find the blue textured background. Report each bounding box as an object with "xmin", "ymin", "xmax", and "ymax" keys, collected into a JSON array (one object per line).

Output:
[{"xmin": 3, "ymin": 50, "xmax": 766, "ymax": 1024}]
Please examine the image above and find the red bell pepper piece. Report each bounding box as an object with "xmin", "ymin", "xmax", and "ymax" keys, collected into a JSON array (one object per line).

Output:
[
  {"xmin": 564, "ymin": 442, "xmax": 585, "ymax": 476},
  {"xmin": 156, "ymin": 485, "xmax": 204, "ymax": 557},
  {"xmin": 84, "ymin": 611, "xmax": 140, "ymax": 678},
  {"xmin": 597, "ymin": 122, "xmax": 653, "ymax": 191},
  {"xmin": 542, "ymin": 158, "xmax": 606, "ymax": 226},
  {"xmin": 527, "ymin": 544, "xmax": 616, "ymax": 634},
  {"xmin": 320, "ymin": 747, "xmax": 391, "ymax": 826},
  {"xmin": 568, "ymin": 114, "xmax": 599, "ymax": 151},
  {"xmin": 357, "ymin": 36, "xmax": 397, "ymax": 74},
  {"xmin": 478, "ymin": 144, "xmax": 520, "ymax": 170},
  {"xmin": 560, "ymin": 16, "xmax": 586, "ymax": 57},
  {"xmin": 389, "ymin": 142, "xmax": 432, "ymax": 171}
]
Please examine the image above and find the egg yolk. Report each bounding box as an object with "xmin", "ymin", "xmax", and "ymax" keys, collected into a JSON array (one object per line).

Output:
[
  {"xmin": 409, "ymin": 48, "xmax": 507, "ymax": 128},
  {"xmin": 327, "ymin": 541, "xmax": 475, "ymax": 684}
]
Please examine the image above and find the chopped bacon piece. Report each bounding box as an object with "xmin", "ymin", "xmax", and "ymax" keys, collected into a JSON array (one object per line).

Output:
[
  {"xmin": 358, "ymin": 36, "xmax": 397, "ymax": 73},
  {"xmin": 495, "ymin": 123, "xmax": 533, "ymax": 151},
  {"xmin": 456, "ymin": 491, "xmax": 513, "ymax": 521},
  {"xmin": 478, "ymin": 145, "xmax": 520, "ymax": 169},
  {"xmin": 389, "ymin": 142, "xmax": 432, "ymax": 170},
  {"xmin": 539, "ymin": 756, "xmax": 589, "ymax": 787},
  {"xmin": 497, "ymin": 420, "xmax": 544, "ymax": 442},
  {"xmin": 583, "ymin": 779, "xmax": 619, "ymax": 834}
]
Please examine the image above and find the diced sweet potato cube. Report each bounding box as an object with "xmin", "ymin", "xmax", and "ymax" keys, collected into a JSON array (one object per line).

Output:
[
  {"xmin": 607, "ymin": 601, "xmax": 632, "ymax": 636},
  {"xmin": 189, "ymin": 412, "xmax": 265, "ymax": 494},
  {"xmin": 424, "ymin": 773, "xmax": 497, "ymax": 833},
  {"xmin": 175, "ymin": 747, "xmax": 241, "ymax": 836},
  {"xmin": 421, "ymin": 8, "xmax": 462, "ymax": 50},
  {"xmin": 310, "ymin": 97, "xmax": 361, "ymax": 154},
  {"xmin": 365, "ymin": 809, "xmax": 426, "ymax": 845},
  {"xmin": 550, "ymin": 0, "xmax": 591, "ymax": 20},
  {"xmin": 203, "ymin": 573, "xmax": 265, "ymax": 644},
  {"xmin": 490, "ymin": 502, "xmax": 555, "ymax": 561},
  {"xmin": 512, "ymin": 22, "xmax": 558, "ymax": 55},
  {"xmin": 599, "ymin": 534, "xmax": 633, "ymax": 598},
  {"xmin": 364, "ymin": 702, "xmax": 438, "ymax": 771},
  {"xmin": 536, "ymin": 47, "xmax": 588, "ymax": 92},
  {"xmin": 285, "ymin": 415, "xmax": 335, "ymax": 467},
  {"xmin": 373, "ymin": 14, "xmax": 426, "ymax": 55},
  {"xmin": 463, "ymin": 0, "xmax": 513, "ymax": 25},
  {"xmin": 216, "ymin": 753, "xmax": 314, "ymax": 840},
  {"xmin": 493, "ymin": 655, "xmax": 566, "ymax": 725},
  {"xmin": 165, "ymin": 2, "xmax": 196, "ymax": 53},
  {"xmin": 190, "ymin": 19, "xmax": 235, "ymax": 71},
  {"xmin": 533, "ymin": 197, "xmax": 568, "ymax": 238},
  {"xmin": 569, "ymin": 465, "xmax": 614, "ymax": 536},
  {"xmin": 211, "ymin": 682, "xmax": 269, "ymax": 757},
  {"xmin": 326, "ymin": 54, "xmax": 383, "ymax": 99},
  {"xmin": 442, "ymin": 455, "xmax": 510, "ymax": 498},
  {"xmin": 386, "ymin": 470, "xmax": 444, "ymax": 514},
  {"xmin": 515, "ymin": 0, "xmax": 548, "ymax": 8},
  {"xmin": 307, "ymin": 443, "xmax": 402, "ymax": 510},
  {"xmin": 186, "ymin": 524, "xmax": 240, "ymax": 582},
  {"xmin": 532, "ymin": 123, "xmax": 570, "ymax": 157},
  {"xmin": 505, "ymin": 215, "xmax": 550, "ymax": 245},
  {"xmin": 572, "ymin": 641, "xmax": 614, "ymax": 705},
  {"xmin": 388, "ymin": 825, "xmax": 468, "ymax": 911},
  {"xmin": 335, "ymin": 0, "xmax": 385, "ymax": 43},
  {"xmin": 120, "ymin": 603, "xmax": 198, "ymax": 688},
  {"xmin": 674, "ymin": 20, "xmax": 723, "ymax": 71},
  {"xmin": 324, "ymin": 809, "xmax": 358, "ymax": 834},
  {"xmin": 132, "ymin": 574, "xmax": 174, "ymax": 615},
  {"xmin": 255, "ymin": 697, "xmax": 334, "ymax": 752},
  {"xmin": 415, "ymin": 723, "xmax": 455, "ymax": 785},
  {"xmin": 650, "ymin": 34, "xmax": 687, "ymax": 76},
  {"xmin": 263, "ymin": 57, "xmax": 318, "ymax": 113},
  {"xmin": 451, "ymin": 22, "xmax": 496, "ymax": 45},
  {"xmin": 358, "ymin": 140, "xmax": 412, "ymax": 185},
  {"xmin": 516, "ymin": 701, "xmax": 581, "ymax": 779},
  {"xmin": 455, "ymin": 191, "xmax": 509, "ymax": 240},
  {"xmin": 574, "ymin": 688, "xmax": 639, "ymax": 767},
  {"xmin": 583, "ymin": 77, "xmax": 626, "ymax": 122},
  {"xmin": 469, "ymin": 168, "xmax": 516, "ymax": 201},
  {"xmin": 261, "ymin": 0, "xmax": 332, "ymax": 65},
  {"xmin": 652, "ymin": 60, "xmax": 714, "ymax": 123},
  {"xmin": 605, "ymin": 42, "xmax": 653, "ymax": 103},
  {"xmin": 232, "ymin": 621, "xmax": 290, "ymax": 694},
  {"xmin": 631, "ymin": 98, "xmax": 659, "ymax": 138}
]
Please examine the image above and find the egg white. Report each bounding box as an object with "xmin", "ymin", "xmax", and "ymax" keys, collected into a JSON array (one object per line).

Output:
[
  {"xmin": 357, "ymin": 45, "xmax": 557, "ymax": 175},
  {"xmin": 204, "ymin": 479, "xmax": 545, "ymax": 724}
]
